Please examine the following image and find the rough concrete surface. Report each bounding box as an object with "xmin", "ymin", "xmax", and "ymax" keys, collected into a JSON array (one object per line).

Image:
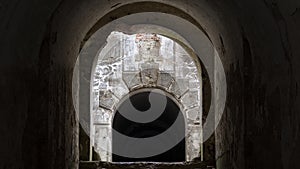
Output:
[{"xmin": 0, "ymin": 0, "xmax": 299, "ymax": 169}]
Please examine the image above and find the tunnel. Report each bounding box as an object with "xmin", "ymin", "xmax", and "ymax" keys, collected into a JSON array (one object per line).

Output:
[
  {"xmin": 1, "ymin": 0, "xmax": 300, "ymax": 169},
  {"xmin": 112, "ymin": 90, "xmax": 185, "ymax": 162}
]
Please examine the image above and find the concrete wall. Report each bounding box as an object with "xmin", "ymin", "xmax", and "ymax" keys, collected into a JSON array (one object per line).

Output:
[{"xmin": 0, "ymin": 0, "xmax": 299, "ymax": 169}]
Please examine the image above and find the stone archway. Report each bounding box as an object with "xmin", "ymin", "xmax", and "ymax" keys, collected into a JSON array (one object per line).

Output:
[{"xmin": 88, "ymin": 32, "xmax": 205, "ymax": 162}]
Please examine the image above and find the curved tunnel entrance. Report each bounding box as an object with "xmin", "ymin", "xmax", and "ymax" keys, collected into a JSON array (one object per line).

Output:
[
  {"xmin": 85, "ymin": 32, "xmax": 204, "ymax": 162},
  {"xmin": 112, "ymin": 90, "xmax": 186, "ymax": 162}
]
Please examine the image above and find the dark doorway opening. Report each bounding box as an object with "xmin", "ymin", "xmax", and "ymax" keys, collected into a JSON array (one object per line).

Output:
[{"xmin": 112, "ymin": 90, "xmax": 186, "ymax": 162}]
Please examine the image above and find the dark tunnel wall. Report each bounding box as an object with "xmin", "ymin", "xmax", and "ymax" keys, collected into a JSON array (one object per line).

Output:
[{"xmin": 0, "ymin": 0, "xmax": 299, "ymax": 169}]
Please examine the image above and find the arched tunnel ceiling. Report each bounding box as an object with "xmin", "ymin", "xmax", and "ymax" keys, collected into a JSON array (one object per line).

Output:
[{"xmin": 0, "ymin": 0, "xmax": 299, "ymax": 169}]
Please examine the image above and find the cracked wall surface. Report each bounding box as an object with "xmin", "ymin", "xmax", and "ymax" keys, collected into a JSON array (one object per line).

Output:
[{"xmin": 89, "ymin": 32, "xmax": 203, "ymax": 162}]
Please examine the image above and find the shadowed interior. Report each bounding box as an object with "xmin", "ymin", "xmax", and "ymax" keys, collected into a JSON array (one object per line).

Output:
[{"xmin": 112, "ymin": 91, "xmax": 186, "ymax": 162}]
